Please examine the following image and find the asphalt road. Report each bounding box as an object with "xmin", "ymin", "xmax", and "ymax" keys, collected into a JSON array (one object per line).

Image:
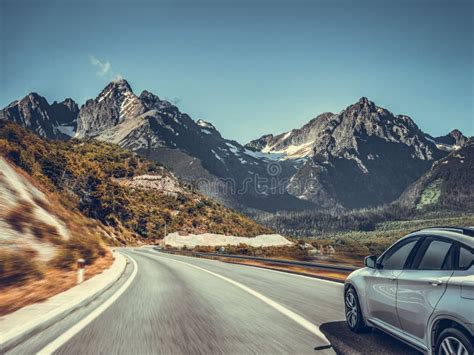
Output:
[{"xmin": 7, "ymin": 248, "xmax": 420, "ymax": 354}]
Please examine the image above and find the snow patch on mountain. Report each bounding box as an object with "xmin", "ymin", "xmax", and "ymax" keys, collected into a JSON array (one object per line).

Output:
[
  {"xmin": 197, "ymin": 119, "xmax": 215, "ymax": 130},
  {"xmin": 262, "ymin": 140, "xmax": 314, "ymax": 159},
  {"xmin": 242, "ymin": 148, "xmax": 285, "ymax": 161},
  {"xmin": 98, "ymin": 88, "xmax": 113, "ymax": 103},
  {"xmin": 120, "ymin": 91, "xmax": 141, "ymax": 119},
  {"xmin": 425, "ymin": 136, "xmax": 462, "ymax": 152},
  {"xmin": 211, "ymin": 149, "xmax": 223, "ymax": 162},
  {"xmin": 56, "ymin": 123, "xmax": 75, "ymax": 137}
]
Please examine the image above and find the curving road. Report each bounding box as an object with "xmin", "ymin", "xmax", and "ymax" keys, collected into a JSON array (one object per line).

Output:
[{"xmin": 7, "ymin": 249, "xmax": 420, "ymax": 354}]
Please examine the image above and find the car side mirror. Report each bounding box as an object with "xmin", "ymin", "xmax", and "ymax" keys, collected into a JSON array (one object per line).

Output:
[{"xmin": 364, "ymin": 255, "xmax": 377, "ymax": 269}]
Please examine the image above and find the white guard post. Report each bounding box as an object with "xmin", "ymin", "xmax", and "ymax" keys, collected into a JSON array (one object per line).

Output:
[{"xmin": 77, "ymin": 258, "xmax": 85, "ymax": 284}]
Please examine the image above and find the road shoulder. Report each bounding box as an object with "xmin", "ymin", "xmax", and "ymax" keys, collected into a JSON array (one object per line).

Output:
[{"xmin": 0, "ymin": 250, "xmax": 127, "ymax": 352}]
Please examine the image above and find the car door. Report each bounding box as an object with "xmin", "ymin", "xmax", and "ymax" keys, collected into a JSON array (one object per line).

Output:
[
  {"xmin": 365, "ymin": 237, "xmax": 420, "ymax": 329},
  {"xmin": 396, "ymin": 236, "xmax": 455, "ymax": 342},
  {"xmin": 435, "ymin": 244, "xmax": 474, "ymax": 334}
]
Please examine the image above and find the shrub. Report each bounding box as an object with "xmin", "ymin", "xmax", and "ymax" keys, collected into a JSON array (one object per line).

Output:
[
  {"xmin": 147, "ymin": 162, "xmax": 158, "ymax": 172},
  {"xmin": 49, "ymin": 235, "xmax": 104, "ymax": 269},
  {"xmin": 5, "ymin": 200, "xmax": 34, "ymax": 233},
  {"xmin": 49, "ymin": 247, "xmax": 77, "ymax": 269},
  {"xmin": 39, "ymin": 152, "xmax": 68, "ymax": 187},
  {"xmin": 31, "ymin": 222, "xmax": 63, "ymax": 245},
  {"xmin": 0, "ymin": 249, "xmax": 44, "ymax": 287}
]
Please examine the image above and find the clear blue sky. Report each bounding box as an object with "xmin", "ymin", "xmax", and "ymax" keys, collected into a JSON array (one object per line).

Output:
[{"xmin": 1, "ymin": 0, "xmax": 472, "ymax": 142}]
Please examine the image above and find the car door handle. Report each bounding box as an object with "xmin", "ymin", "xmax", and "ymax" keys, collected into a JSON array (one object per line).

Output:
[{"xmin": 430, "ymin": 279, "xmax": 443, "ymax": 286}]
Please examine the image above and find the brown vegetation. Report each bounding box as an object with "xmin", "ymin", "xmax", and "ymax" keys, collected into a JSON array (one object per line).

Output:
[
  {"xmin": 0, "ymin": 121, "xmax": 271, "ymax": 243},
  {"xmin": 0, "ymin": 248, "xmax": 44, "ymax": 287},
  {"xmin": 0, "ymin": 250, "xmax": 113, "ymax": 316},
  {"xmin": 4, "ymin": 200, "xmax": 34, "ymax": 233},
  {"xmin": 188, "ymin": 242, "xmax": 364, "ymax": 266}
]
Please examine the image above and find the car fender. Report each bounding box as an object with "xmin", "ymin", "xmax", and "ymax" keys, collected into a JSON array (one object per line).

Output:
[
  {"xmin": 345, "ymin": 268, "xmax": 371, "ymax": 320},
  {"xmin": 428, "ymin": 312, "xmax": 474, "ymax": 351}
]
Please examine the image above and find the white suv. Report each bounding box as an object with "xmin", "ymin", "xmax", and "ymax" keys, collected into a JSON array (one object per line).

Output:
[{"xmin": 344, "ymin": 227, "xmax": 474, "ymax": 355}]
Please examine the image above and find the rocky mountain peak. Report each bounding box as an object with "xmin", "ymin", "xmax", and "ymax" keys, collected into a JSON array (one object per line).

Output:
[
  {"xmin": 139, "ymin": 90, "xmax": 162, "ymax": 110},
  {"xmin": 23, "ymin": 92, "xmax": 49, "ymax": 108},
  {"xmin": 5, "ymin": 92, "xmax": 50, "ymax": 116},
  {"xmin": 354, "ymin": 96, "xmax": 376, "ymax": 109},
  {"xmin": 61, "ymin": 98, "xmax": 78, "ymax": 110},
  {"xmin": 110, "ymin": 78, "xmax": 132, "ymax": 91},
  {"xmin": 432, "ymin": 129, "xmax": 468, "ymax": 148},
  {"xmin": 449, "ymin": 129, "xmax": 466, "ymax": 141},
  {"xmin": 50, "ymin": 98, "xmax": 79, "ymax": 126},
  {"xmin": 26, "ymin": 92, "xmax": 44, "ymax": 100},
  {"xmin": 197, "ymin": 119, "xmax": 216, "ymax": 131},
  {"xmin": 76, "ymin": 79, "xmax": 144, "ymax": 138},
  {"xmin": 245, "ymin": 134, "xmax": 275, "ymax": 151},
  {"xmin": 358, "ymin": 96, "xmax": 371, "ymax": 105},
  {"xmin": 97, "ymin": 79, "xmax": 134, "ymax": 101},
  {"xmin": 51, "ymin": 98, "xmax": 79, "ymax": 113},
  {"xmin": 448, "ymin": 129, "xmax": 468, "ymax": 146},
  {"xmin": 0, "ymin": 92, "xmax": 78, "ymax": 139},
  {"xmin": 336, "ymin": 97, "xmax": 387, "ymax": 132},
  {"xmin": 139, "ymin": 90, "xmax": 158, "ymax": 100}
]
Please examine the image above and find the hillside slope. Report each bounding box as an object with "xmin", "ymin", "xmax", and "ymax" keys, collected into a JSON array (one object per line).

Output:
[
  {"xmin": 0, "ymin": 155, "xmax": 111, "ymax": 264},
  {"xmin": 0, "ymin": 153, "xmax": 115, "ymax": 314},
  {"xmin": 0, "ymin": 120, "xmax": 270, "ymax": 243},
  {"xmin": 398, "ymin": 138, "xmax": 474, "ymax": 211}
]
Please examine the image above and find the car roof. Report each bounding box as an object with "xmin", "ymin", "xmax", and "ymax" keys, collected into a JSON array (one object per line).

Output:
[{"xmin": 409, "ymin": 226, "xmax": 474, "ymax": 248}]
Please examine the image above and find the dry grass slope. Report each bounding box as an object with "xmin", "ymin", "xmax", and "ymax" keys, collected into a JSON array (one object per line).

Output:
[{"xmin": 0, "ymin": 120, "xmax": 271, "ymax": 245}]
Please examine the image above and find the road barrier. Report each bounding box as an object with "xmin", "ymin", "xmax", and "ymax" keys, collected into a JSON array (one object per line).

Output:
[{"xmin": 154, "ymin": 248, "xmax": 358, "ymax": 272}]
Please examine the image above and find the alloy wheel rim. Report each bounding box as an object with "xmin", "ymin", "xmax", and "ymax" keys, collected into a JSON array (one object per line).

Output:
[
  {"xmin": 440, "ymin": 336, "xmax": 469, "ymax": 355},
  {"xmin": 345, "ymin": 291, "xmax": 358, "ymax": 328}
]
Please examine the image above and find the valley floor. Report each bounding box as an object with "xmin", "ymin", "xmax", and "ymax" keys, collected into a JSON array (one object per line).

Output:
[
  {"xmin": 313, "ymin": 213, "xmax": 474, "ymax": 261},
  {"xmin": 189, "ymin": 213, "xmax": 474, "ymax": 267}
]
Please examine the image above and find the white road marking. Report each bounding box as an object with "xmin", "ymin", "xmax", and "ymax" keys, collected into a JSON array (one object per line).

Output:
[
  {"xmin": 164, "ymin": 255, "xmax": 332, "ymax": 346},
  {"xmin": 152, "ymin": 249, "xmax": 343, "ymax": 286},
  {"xmin": 37, "ymin": 253, "xmax": 138, "ymax": 355}
]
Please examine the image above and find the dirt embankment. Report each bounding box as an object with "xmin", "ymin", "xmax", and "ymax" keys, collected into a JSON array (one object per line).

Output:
[{"xmin": 0, "ymin": 157, "xmax": 113, "ymax": 316}]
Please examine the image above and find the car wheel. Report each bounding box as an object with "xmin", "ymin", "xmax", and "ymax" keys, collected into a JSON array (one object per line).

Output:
[
  {"xmin": 436, "ymin": 327, "xmax": 473, "ymax": 355},
  {"xmin": 344, "ymin": 286, "xmax": 369, "ymax": 333}
]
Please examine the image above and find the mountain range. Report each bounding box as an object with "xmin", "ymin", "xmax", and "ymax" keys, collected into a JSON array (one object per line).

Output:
[
  {"xmin": 245, "ymin": 97, "xmax": 465, "ymax": 208},
  {"xmin": 1, "ymin": 79, "xmax": 470, "ymax": 212}
]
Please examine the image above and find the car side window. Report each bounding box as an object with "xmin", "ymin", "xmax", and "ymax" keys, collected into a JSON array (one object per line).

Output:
[
  {"xmin": 415, "ymin": 239, "xmax": 453, "ymax": 270},
  {"xmin": 458, "ymin": 246, "xmax": 474, "ymax": 270},
  {"xmin": 380, "ymin": 239, "xmax": 418, "ymax": 270}
]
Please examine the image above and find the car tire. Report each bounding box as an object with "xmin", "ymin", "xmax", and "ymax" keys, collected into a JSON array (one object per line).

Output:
[
  {"xmin": 435, "ymin": 327, "xmax": 473, "ymax": 355},
  {"xmin": 344, "ymin": 286, "xmax": 369, "ymax": 333}
]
